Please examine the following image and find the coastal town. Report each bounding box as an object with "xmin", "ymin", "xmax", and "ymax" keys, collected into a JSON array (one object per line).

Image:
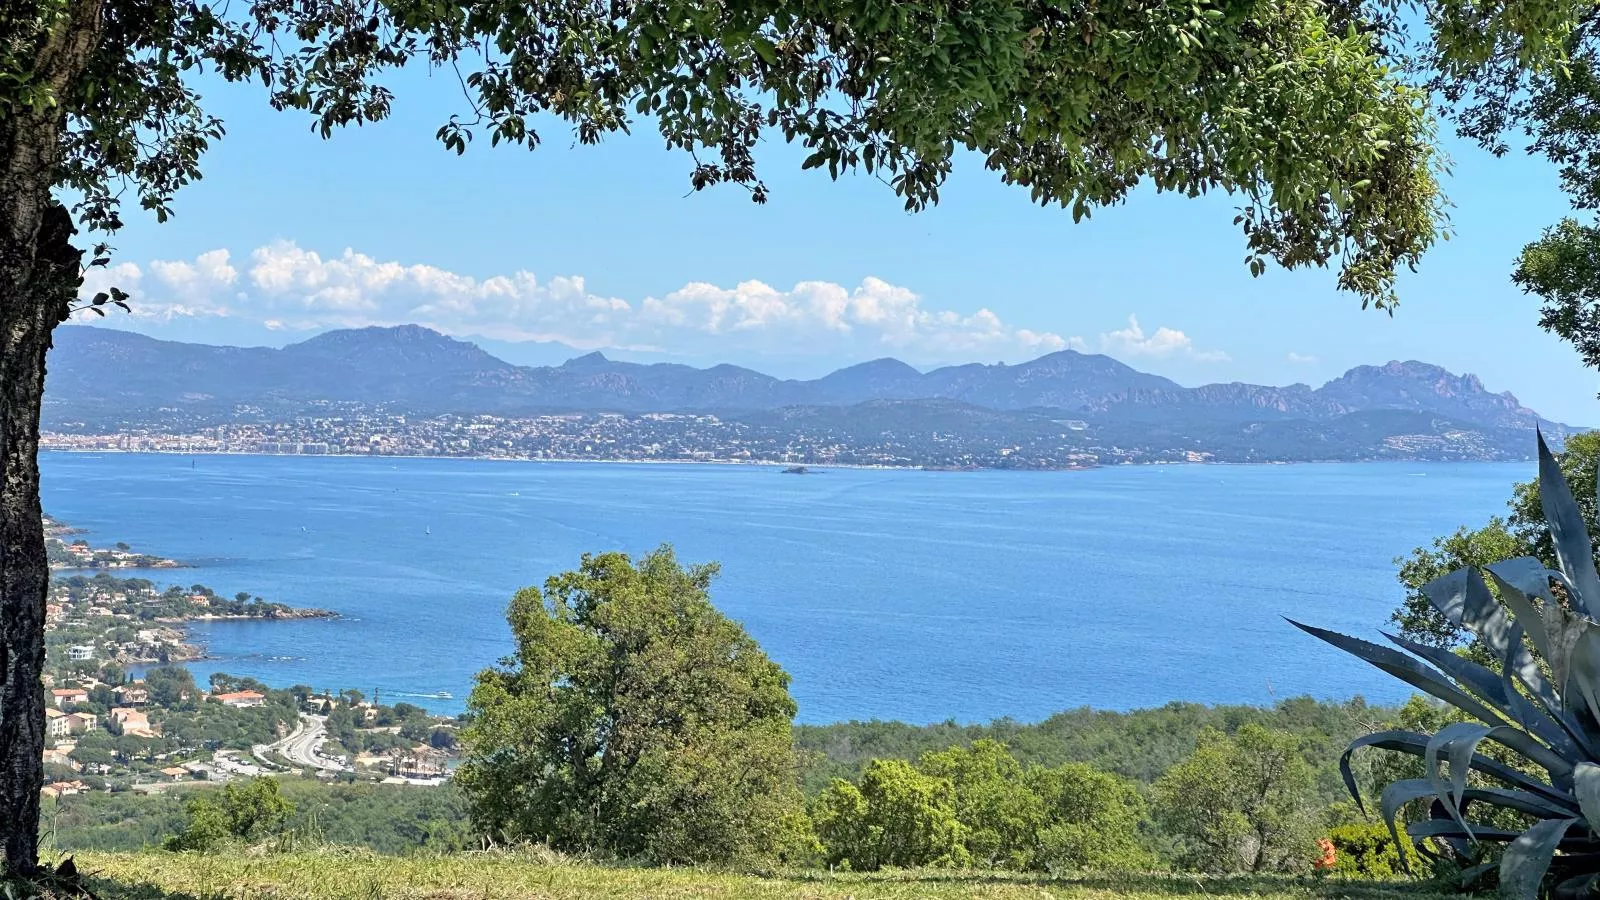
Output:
[
  {"xmin": 42, "ymin": 410, "xmax": 1163, "ymax": 469},
  {"xmin": 38, "ymin": 523, "xmax": 461, "ymax": 799}
]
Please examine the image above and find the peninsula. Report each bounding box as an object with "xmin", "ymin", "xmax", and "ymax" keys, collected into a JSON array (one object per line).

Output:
[{"xmin": 46, "ymin": 514, "xmax": 183, "ymax": 571}]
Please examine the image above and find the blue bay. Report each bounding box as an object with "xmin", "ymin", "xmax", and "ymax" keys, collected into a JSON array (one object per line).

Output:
[{"xmin": 38, "ymin": 452, "xmax": 1527, "ymax": 723}]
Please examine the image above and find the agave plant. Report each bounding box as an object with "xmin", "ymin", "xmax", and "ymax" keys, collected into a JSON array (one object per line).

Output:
[{"xmin": 1293, "ymin": 433, "xmax": 1600, "ymax": 900}]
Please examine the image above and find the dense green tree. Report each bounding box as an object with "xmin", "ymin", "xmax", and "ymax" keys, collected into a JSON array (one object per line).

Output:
[
  {"xmin": 1153, "ymin": 725, "xmax": 1317, "ymax": 874},
  {"xmin": 1027, "ymin": 762, "xmax": 1152, "ymax": 873},
  {"xmin": 459, "ymin": 547, "xmax": 802, "ymax": 864},
  {"xmin": 164, "ymin": 777, "xmax": 293, "ymax": 851},
  {"xmin": 916, "ymin": 739, "xmax": 1044, "ymax": 868},
  {"xmin": 216, "ymin": 778, "xmax": 295, "ymax": 842},
  {"xmin": 816, "ymin": 741, "xmax": 1151, "ymax": 874},
  {"xmin": 813, "ymin": 758, "xmax": 969, "ymax": 871},
  {"xmin": 1389, "ymin": 0, "xmax": 1600, "ymax": 386},
  {"xmin": 162, "ymin": 794, "xmax": 230, "ymax": 853}
]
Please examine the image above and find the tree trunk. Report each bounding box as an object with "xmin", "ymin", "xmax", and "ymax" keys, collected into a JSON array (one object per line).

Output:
[{"xmin": 0, "ymin": 202, "xmax": 76, "ymax": 875}]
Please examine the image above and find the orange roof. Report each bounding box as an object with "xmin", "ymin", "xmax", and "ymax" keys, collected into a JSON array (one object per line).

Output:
[
  {"xmin": 50, "ymin": 689, "xmax": 84, "ymax": 696},
  {"xmin": 213, "ymin": 691, "xmax": 264, "ymax": 701}
]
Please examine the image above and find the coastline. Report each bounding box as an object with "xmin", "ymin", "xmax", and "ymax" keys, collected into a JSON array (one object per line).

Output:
[{"xmin": 37, "ymin": 446, "xmax": 1538, "ymax": 472}]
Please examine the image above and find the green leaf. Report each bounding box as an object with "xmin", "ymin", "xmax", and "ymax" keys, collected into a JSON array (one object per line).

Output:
[{"xmin": 750, "ymin": 35, "xmax": 777, "ymax": 65}]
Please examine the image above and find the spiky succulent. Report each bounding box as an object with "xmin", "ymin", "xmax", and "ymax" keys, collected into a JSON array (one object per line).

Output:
[{"xmin": 1294, "ymin": 433, "xmax": 1600, "ymax": 900}]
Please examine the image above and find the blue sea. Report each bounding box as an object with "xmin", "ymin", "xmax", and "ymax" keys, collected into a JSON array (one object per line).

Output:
[{"xmin": 37, "ymin": 452, "xmax": 1531, "ymax": 724}]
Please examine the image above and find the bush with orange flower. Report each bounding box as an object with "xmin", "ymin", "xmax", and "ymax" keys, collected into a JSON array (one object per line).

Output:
[{"xmin": 1314, "ymin": 838, "xmax": 1337, "ymax": 871}]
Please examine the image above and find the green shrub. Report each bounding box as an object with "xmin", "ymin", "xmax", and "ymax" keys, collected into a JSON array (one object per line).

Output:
[
  {"xmin": 1153, "ymin": 725, "xmax": 1318, "ymax": 874},
  {"xmin": 163, "ymin": 777, "xmax": 293, "ymax": 852},
  {"xmin": 163, "ymin": 796, "xmax": 230, "ymax": 852},
  {"xmin": 917, "ymin": 740, "xmax": 1045, "ymax": 868},
  {"xmin": 1327, "ymin": 823, "xmax": 1402, "ymax": 880},
  {"xmin": 812, "ymin": 759, "xmax": 968, "ymax": 871},
  {"xmin": 1028, "ymin": 763, "xmax": 1152, "ymax": 873}
]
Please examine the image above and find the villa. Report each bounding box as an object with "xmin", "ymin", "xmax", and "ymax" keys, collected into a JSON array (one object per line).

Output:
[
  {"xmin": 50, "ymin": 688, "xmax": 87, "ymax": 708},
  {"xmin": 63, "ymin": 713, "xmax": 96, "ymax": 735},
  {"xmin": 115, "ymin": 685, "xmax": 149, "ymax": 706},
  {"xmin": 212, "ymin": 690, "xmax": 265, "ymax": 708}
]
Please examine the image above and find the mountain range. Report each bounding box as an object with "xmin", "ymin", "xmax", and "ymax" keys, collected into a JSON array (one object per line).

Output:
[{"xmin": 41, "ymin": 324, "xmax": 1575, "ymax": 457}]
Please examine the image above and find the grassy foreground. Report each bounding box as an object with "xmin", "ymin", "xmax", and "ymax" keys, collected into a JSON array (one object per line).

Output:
[{"xmin": 33, "ymin": 851, "xmax": 1462, "ymax": 900}]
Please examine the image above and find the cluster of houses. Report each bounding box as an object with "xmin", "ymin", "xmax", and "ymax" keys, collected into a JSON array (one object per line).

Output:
[
  {"xmin": 46, "ymin": 681, "xmax": 160, "ymax": 738},
  {"xmin": 48, "ymin": 531, "xmax": 178, "ymax": 571},
  {"xmin": 39, "ymin": 674, "xmax": 278, "ymax": 793},
  {"xmin": 45, "ymin": 677, "xmax": 265, "ymax": 743},
  {"xmin": 46, "ymin": 582, "xmax": 207, "ymax": 667}
]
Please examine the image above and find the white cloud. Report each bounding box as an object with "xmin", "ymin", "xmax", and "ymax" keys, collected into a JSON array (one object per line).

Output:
[
  {"xmin": 1286, "ymin": 351, "xmax": 1319, "ymax": 364},
  {"xmin": 75, "ymin": 243, "xmax": 1232, "ymax": 371},
  {"xmin": 76, "ymin": 241, "xmax": 1081, "ymax": 362},
  {"xmin": 1098, "ymin": 315, "xmax": 1229, "ymax": 362}
]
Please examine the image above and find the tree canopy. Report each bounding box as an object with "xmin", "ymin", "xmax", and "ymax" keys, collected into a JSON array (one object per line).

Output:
[
  {"xmin": 458, "ymin": 546, "xmax": 803, "ymax": 864},
  {"xmin": 15, "ymin": 0, "xmax": 1519, "ymax": 307},
  {"xmin": 1153, "ymin": 724, "xmax": 1317, "ymax": 874}
]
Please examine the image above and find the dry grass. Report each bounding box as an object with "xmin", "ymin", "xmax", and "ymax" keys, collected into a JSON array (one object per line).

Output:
[{"xmin": 18, "ymin": 851, "xmax": 1468, "ymax": 900}]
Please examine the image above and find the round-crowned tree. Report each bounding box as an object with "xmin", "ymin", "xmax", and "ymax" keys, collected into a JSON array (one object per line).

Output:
[{"xmin": 459, "ymin": 546, "xmax": 803, "ymax": 864}]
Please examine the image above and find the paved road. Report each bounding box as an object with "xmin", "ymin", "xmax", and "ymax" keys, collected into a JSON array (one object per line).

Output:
[{"xmin": 260, "ymin": 714, "xmax": 347, "ymax": 772}]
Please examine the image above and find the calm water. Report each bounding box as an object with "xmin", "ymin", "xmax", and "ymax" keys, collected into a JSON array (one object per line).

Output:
[{"xmin": 38, "ymin": 453, "xmax": 1529, "ymax": 724}]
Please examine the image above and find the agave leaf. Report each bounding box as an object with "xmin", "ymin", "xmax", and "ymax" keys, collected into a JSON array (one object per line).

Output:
[
  {"xmin": 1469, "ymin": 786, "xmax": 1587, "ymax": 819},
  {"xmin": 1296, "ymin": 621, "xmax": 1573, "ymax": 778},
  {"xmin": 1488, "ymin": 564, "xmax": 1562, "ymax": 681},
  {"xmin": 1501, "ymin": 816, "xmax": 1580, "ymax": 900},
  {"xmin": 1292, "ymin": 621, "xmax": 1512, "ymax": 731},
  {"xmin": 1544, "ymin": 604, "xmax": 1600, "ymax": 729},
  {"xmin": 1554, "ymin": 872, "xmax": 1600, "ymax": 900},
  {"xmin": 1575, "ymin": 762, "xmax": 1600, "ymax": 837},
  {"xmin": 1379, "ymin": 778, "xmax": 1573, "ymax": 872},
  {"xmin": 1407, "ymin": 818, "xmax": 1526, "ymax": 843},
  {"xmin": 1502, "ymin": 620, "xmax": 1599, "ymax": 763},
  {"xmin": 1381, "ymin": 778, "xmax": 1433, "ymax": 871},
  {"xmin": 1341, "ymin": 730, "xmax": 1576, "ymax": 813},
  {"xmin": 1488, "ymin": 557, "xmax": 1564, "ymax": 606},
  {"xmin": 1424, "ymin": 567, "xmax": 1539, "ymax": 680},
  {"xmin": 1387, "ymin": 631, "xmax": 1580, "ymax": 759},
  {"xmin": 1461, "ymin": 861, "xmax": 1500, "ymax": 890},
  {"xmin": 1539, "ymin": 431, "xmax": 1600, "ymax": 617},
  {"xmin": 1427, "ymin": 723, "xmax": 1510, "ymax": 839}
]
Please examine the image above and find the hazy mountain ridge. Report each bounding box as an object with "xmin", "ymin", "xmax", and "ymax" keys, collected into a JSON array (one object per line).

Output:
[{"xmin": 43, "ymin": 325, "xmax": 1573, "ymax": 443}]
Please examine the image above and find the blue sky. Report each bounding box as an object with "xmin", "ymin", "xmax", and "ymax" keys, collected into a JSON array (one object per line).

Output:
[{"xmin": 73, "ymin": 65, "xmax": 1600, "ymax": 423}]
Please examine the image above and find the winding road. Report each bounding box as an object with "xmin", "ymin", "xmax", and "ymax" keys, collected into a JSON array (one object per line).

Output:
[{"xmin": 259, "ymin": 714, "xmax": 347, "ymax": 772}]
